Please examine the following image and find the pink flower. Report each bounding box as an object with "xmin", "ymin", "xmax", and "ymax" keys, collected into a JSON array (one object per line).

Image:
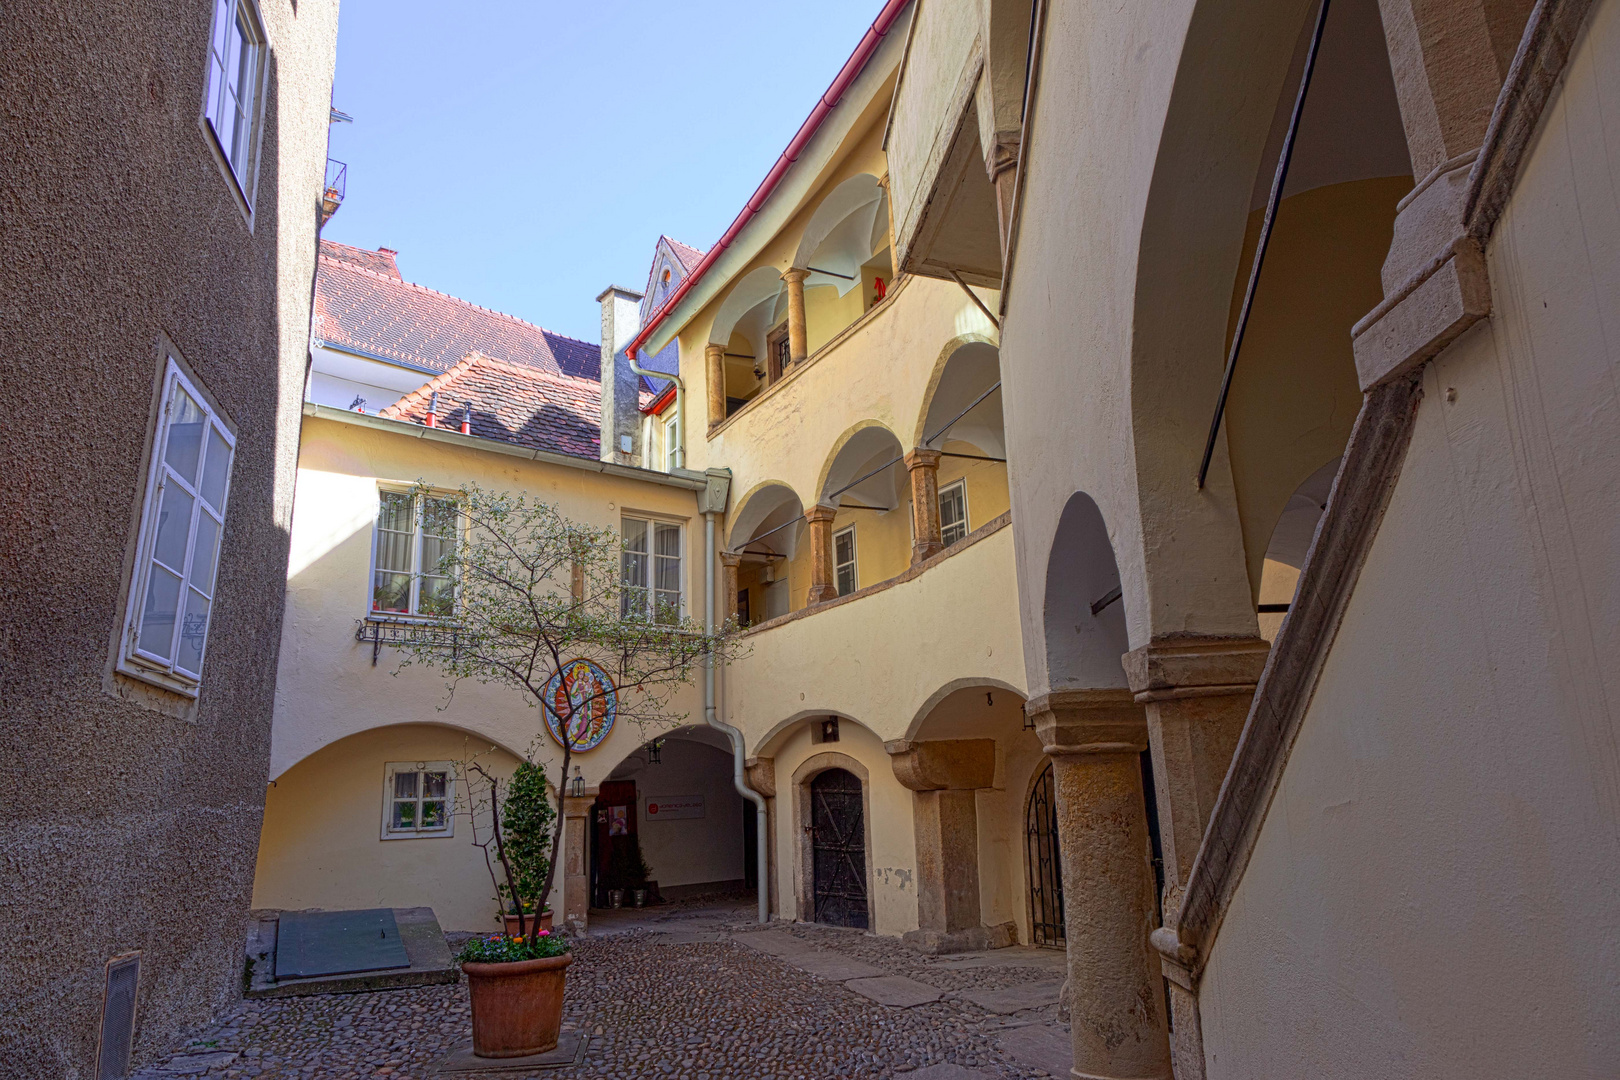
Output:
[{"xmin": 538, "ymin": 930, "xmax": 550, "ymax": 936}]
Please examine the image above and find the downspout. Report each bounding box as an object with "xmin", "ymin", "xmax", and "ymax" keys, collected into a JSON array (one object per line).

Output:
[
  {"xmin": 629, "ymin": 355, "xmax": 684, "ymax": 469},
  {"xmin": 700, "ymin": 469, "xmax": 769, "ymax": 924}
]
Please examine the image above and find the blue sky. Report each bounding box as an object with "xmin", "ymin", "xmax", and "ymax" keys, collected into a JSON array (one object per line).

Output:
[{"xmin": 322, "ymin": 0, "xmax": 884, "ymax": 344}]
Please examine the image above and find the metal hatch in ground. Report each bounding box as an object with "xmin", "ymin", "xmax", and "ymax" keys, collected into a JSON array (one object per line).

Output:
[{"xmin": 274, "ymin": 908, "xmax": 411, "ymax": 979}]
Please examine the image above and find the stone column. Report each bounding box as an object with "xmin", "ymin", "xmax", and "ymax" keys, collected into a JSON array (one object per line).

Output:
[
  {"xmin": 984, "ymin": 132, "xmax": 1020, "ymax": 261},
  {"xmin": 1124, "ymin": 637, "xmax": 1268, "ymax": 1080},
  {"xmin": 1354, "ymin": 0, "xmax": 1528, "ymax": 387},
  {"xmin": 745, "ymin": 756, "xmax": 777, "ymax": 916},
  {"xmin": 705, "ymin": 343, "xmax": 727, "ymax": 429},
  {"xmin": 1028, "ymin": 689, "xmax": 1171, "ymax": 1080},
  {"xmin": 562, "ymin": 793, "xmax": 596, "ymax": 932},
  {"xmin": 781, "ymin": 268, "xmax": 810, "ymax": 365},
  {"xmin": 805, "ymin": 504, "xmax": 839, "ymax": 604},
  {"xmin": 904, "ymin": 448, "xmax": 945, "ymax": 563},
  {"xmin": 887, "ymin": 739, "xmax": 1011, "ymax": 953},
  {"xmin": 720, "ymin": 551, "xmax": 742, "ymax": 625}
]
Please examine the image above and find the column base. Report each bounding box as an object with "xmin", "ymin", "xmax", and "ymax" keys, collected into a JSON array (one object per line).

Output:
[{"xmin": 902, "ymin": 921, "xmax": 1016, "ymax": 955}]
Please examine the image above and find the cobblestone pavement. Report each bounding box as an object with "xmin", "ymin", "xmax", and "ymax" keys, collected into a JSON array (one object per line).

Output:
[{"xmin": 137, "ymin": 900, "xmax": 1071, "ymax": 1080}]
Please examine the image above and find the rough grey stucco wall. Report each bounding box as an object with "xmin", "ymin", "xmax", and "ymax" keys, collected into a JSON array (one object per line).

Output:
[{"xmin": 0, "ymin": 1, "xmax": 337, "ymax": 1076}]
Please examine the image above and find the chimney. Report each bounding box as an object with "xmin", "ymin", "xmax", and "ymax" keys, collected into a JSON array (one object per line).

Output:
[
  {"xmin": 596, "ymin": 285, "xmax": 645, "ymax": 466},
  {"xmin": 425, "ymin": 390, "xmax": 439, "ymax": 428},
  {"xmin": 458, "ymin": 401, "xmax": 472, "ymax": 435}
]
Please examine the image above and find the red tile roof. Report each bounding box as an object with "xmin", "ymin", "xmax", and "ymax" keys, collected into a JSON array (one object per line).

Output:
[
  {"xmin": 664, "ymin": 237, "xmax": 706, "ymax": 273},
  {"xmin": 319, "ymin": 239, "xmax": 403, "ymax": 279},
  {"xmin": 315, "ymin": 241, "xmax": 599, "ymax": 380},
  {"xmin": 379, "ymin": 354, "xmax": 605, "ymax": 459}
]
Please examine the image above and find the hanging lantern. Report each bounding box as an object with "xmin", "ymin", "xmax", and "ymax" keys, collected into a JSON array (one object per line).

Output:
[{"xmin": 648, "ymin": 739, "xmax": 664, "ymax": 766}]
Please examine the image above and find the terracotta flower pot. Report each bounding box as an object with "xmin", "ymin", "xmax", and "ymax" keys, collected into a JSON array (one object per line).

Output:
[
  {"xmin": 501, "ymin": 910, "xmax": 553, "ymax": 937},
  {"xmin": 462, "ymin": 952, "xmax": 573, "ymax": 1058}
]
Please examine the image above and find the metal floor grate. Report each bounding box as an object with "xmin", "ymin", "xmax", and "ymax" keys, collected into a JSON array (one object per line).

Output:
[{"xmin": 97, "ymin": 952, "xmax": 141, "ymax": 1080}]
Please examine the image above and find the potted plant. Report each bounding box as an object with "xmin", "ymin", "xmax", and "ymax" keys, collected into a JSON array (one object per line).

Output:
[
  {"xmin": 387, "ymin": 483, "xmax": 744, "ymax": 1058},
  {"xmin": 495, "ymin": 762, "xmax": 555, "ymax": 936}
]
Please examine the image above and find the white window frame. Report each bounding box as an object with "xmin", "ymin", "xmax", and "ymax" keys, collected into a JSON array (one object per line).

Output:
[
  {"xmin": 118, "ymin": 357, "xmax": 237, "ymax": 697},
  {"xmin": 200, "ymin": 0, "xmax": 269, "ymax": 225},
  {"xmin": 663, "ymin": 411, "xmax": 680, "ymax": 472},
  {"xmin": 368, "ymin": 488, "xmax": 460, "ymax": 621},
  {"xmin": 939, "ymin": 479, "xmax": 970, "ymax": 547},
  {"xmin": 833, "ymin": 525, "xmax": 858, "ymax": 597},
  {"xmin": 621, "ymin": 515, "xmax": 684, "ymax": 623},
  {"xmin": 381, "ymin": 761, "xmax": 456, "ymax": 840}
]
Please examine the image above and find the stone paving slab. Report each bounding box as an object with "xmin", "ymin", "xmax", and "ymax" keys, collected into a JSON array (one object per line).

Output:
[
  {"xmin": 649, "ymin": 930, "xmax": 726, "ymax": 944},
  {"xmin": 844, "ymin": 974, "xmax": 944, "ymax": 1008},
  {"xmin": 785, "ymin": 952, "xmax": 888, "ymax": 981},
  {"xmin": 910, "ymin": 1064, "xmax": 999, "ymax": 1080},
  {"xmin": 149, "ymin": 1052, "xmax": 239, "ymax": 1074},
  {"xmin": 732, "ymin": 930, "xmax": 822, "ymax": 957},
  {"xmin": 432, "ymin": 1032, "xmax": 585, "ymax": 1073},
  {"xmin": 957, "ymin": 979, "xmax": 1064, "ymax": 1015},
  {"xmin": 996, "ymin": 1021, "xmax": 1073, "ymax": 1077},
  {"xmin": 932, "ymin": 947, "xmax": 1068, "ymax": 972}
]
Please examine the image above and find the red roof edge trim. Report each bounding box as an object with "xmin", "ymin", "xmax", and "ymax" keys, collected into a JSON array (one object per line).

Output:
[
  {"xmin": 640, "ymin": 383, "xmax": 678, "ymax": 416},
  {"xmin": 624, "ymin": 0, "xmax": 910, "ymax": 365}
]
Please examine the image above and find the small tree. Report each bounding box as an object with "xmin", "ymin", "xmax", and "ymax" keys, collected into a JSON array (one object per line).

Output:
[
  {"xmin": 498, "ymin": 760, "xmax": 555, "ymax": 915},
  {"xmin": 395, "ymin": 482, "xmax": 742, "ymax": 941}
]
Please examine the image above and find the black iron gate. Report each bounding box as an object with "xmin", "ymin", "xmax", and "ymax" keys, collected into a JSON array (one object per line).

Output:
[
  {"xmin": 810, "ymin": 768, "xmax": 868, "ymax": 928},
  {"xmin": 1026, "ymin": 761, "xmax": 1065, "ymax": 947}
]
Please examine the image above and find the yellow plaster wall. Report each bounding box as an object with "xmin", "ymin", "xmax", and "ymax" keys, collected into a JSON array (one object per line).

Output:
[
  {"xmin": 1224, "ymin": 176, "xmax": 1410, "ymax": 597},
  {"xmin": 252, "ymin": 724, "xmax": 522, "ymax": 933}
]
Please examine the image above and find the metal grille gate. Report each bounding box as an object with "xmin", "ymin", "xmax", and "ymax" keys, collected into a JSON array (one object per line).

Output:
[
  {"xmin": 1026, "ymin": 762, "xmax": 1065, "ymax": 947},
  {"xmin": 810, "ymin": 768, "xmax": 868, "ymax": 928}
]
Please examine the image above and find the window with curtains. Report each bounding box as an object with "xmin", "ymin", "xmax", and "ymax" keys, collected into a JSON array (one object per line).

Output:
[
  {"xmin": 939, "ymin": 479, "xmax": 969, "ymax": 547},
  {"xmin": 621, "ymin": 516, "xmax": 682, "ymax": 623},
  {"xmin": 834, "ymin": 525, "xmax": 858, "ymax": 597},
  {"xmin": 203, "ymin": 0, "xmax": 267, "ymax": 203},
  {"xmin": 120, "ymin": 358, "xmax": 236, "ymax": 692},
  {"xmin": 371, "ymin": 491, "xmax": 458, "ymax": 618},
  {"xmin": 382, "ymin": 761, "xmax": 453, "ymax": 839}
]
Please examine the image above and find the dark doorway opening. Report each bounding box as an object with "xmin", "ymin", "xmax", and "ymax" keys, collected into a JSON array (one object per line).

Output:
[
  {"xmin": 1025, "ymin": 761, "xmax": 1064, "ymax": 947},
  {"xmin": 590, "ymin": 779, "xmax": 638, "ymax": 908},
  {"xmin": 742, "ymin": 802, "xmax": 758, "ymax": 890},
  {"xmin": 810, "ymin": 768, "xmax": 868, "ymax": 928}
]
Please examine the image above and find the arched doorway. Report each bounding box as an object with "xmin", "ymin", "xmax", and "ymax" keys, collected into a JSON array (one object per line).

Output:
[
  {"xmin": 810, "ymin": 768, "xmax": 868, "ymax": 928},
  {"xmin": 1025, "ymin": 761, "xmax": 1064, "ymax": 947}
]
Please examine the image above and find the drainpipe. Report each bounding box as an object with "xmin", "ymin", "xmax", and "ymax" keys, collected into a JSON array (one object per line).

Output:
[
  {"xmin": 701, "ymin": 469, "xmax": 768, "ymax": 923},
  {"xmin": 628, "ymin": 352, "xmax": 684, "ymax": 470}
]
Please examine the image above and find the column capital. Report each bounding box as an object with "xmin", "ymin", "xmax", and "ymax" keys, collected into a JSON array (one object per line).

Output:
[
  {"xmin": 804, "ymin": 504, "xmax": 838, "ymax": 526},
  {"xmin": 1025, "ymin": 688, "xmax": 1147, "ymax": 755},
  {"xmin": 719, "ymin": 550, "xmax": 742, "ymax": 568},
  {"xmin": 904, "ymin": 447, "xmax": 943, "ymax": 472},
  {"xmin": 563, "ymin": 794, "xmax": 596, "ymax": 816},
  {"xmin": 884, "ymin": 738, "xmax": 995, "ymax": 791},
  {"xmin": 704, "ymin": 341, "xmax": 725, "ymax": 358},
  {"xmin": 984, "ymin": 130, "xmax": 1020, "ymax": 181},
  {"xmin": 780, "ymin": 266, "xmax": 810, "ymax": 285},
  {"xmin": 744, "ymin": 756, "xmax": 776, "ymax": 798},
  {"xmin": 1122, "ymin": 637, "xmax": 1269, "ymax": 703}
]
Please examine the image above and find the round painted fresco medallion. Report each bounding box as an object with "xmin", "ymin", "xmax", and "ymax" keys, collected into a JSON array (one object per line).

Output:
[{"xmin": 541, "ymin": 658, "xmax": 618, "ymax": 752}]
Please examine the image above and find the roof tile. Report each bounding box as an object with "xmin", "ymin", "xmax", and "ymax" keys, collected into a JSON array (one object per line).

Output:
[{"xmin": 379, "ymin": 353, "xmax": 603, "ymax": 459}]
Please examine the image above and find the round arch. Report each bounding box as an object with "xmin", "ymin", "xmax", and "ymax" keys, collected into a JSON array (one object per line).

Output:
[
  {"xmin": 270, "ymin": 720, "xmax": 529, "ymax": 781},
  {"xmin": 913, "ymin": 336, "xmax": 1005, "ymax": 456},
  {"xmin": 792, "ymin": 173, "xmax": 886, "ymax": 289},
  {"xmin": 815, "ymin": 420, "xmax": 906, "ymax": 510},
  {"xmin": 903, "ymin": 676, "xmax": 1028, "ymax": 742},
  {"xmin": 1042, "ymin": 491, "xmax": 1131, "ymax": 690},
  {"xmin": 708, "ymin": 265, "xmax": 788, "ymax": 347},
  {"xmin": 752, "ymin": 708, "xmax": 882, "ymax": 759},
  {"xmin": 727, "ymin": 479, "xmax": 808, "ymax": 555}
]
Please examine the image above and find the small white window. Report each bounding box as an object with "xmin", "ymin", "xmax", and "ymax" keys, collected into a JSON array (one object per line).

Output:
[
  {"xmin": 939, "ymin": 480, "xmax": 969, "ymax": 547},
  {"xmin": 622, "ymin": 516, "xmax": 682, "ymax": 622},
  {"xmin": 120, "ymin": 359, "xmax": 236, "ymax": 693},
  {"xmin": 203, "ymin": 0, "xmax": 266, "ymax": 203},
  {"xmin": 371, "ymin": 490, "xmax": 458, "ymax": 618},
  {"xmin": 834, "ymin": 525, "xmax": 858, "ymax": 597},
  {"xmin": 663, "ymin": 411, "xmax": 680, "ymax": 472},
  {"xmin": 382, "ymin": 762, "xmax": 454, "ymax": 839}
]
